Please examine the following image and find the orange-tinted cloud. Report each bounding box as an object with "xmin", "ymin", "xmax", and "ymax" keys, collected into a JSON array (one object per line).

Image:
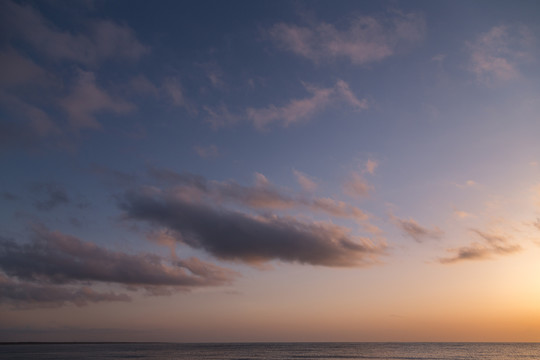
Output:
[
  {"xmin": 438, "ymin": 229, "xmax": 521, "ymax": 264},
  {"xmin": 391, "ymin": 215, "xmax": 443, "ymax": 242}
]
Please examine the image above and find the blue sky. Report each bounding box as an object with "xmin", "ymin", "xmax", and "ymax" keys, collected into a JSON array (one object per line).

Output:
[{"xmin": 1, "ymin": 0, "xmax": 540, "ymax": 342}]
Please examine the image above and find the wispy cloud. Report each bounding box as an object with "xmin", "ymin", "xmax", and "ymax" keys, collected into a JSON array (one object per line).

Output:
[
  {"xmin": 1, "ymin": 0, "xmax": 148, "ymax": 66},
  {"xmin": 201, "ymin": 80, "xmax": 367, "ymax": 130},
  {"xmin": 268, "ymin": 10, "xmax": 424, "ymax": 65},
  {"xmin": 468, "ymin": 25, "xmax": 534, "ymax": 83},
  {"xmin": 197, "ymin": 61, "xmax": 225, "ymax": 89},
  {"xmin": 454, "ymin": 180, "xmax": 477, "ymax": 189},
  {"xmin": 119, "ymin": 189, "xmax": 385, "ymax": 267},
  {"xmin": 438, "ymin": 229, "xmax": 521, "ymax": 264},
  {"xmin": 454, "ymin": 209, "xmax": 474, "ymax": 219},
  {"xmin": 293, "ymin": 169, "xmax": 318, "ymax": 192},
  {"xmin": 343, "ymin": 172, "xmax": 372, "ymax": 198},
  {"xmin": 194, "ymin": 145, "xmax": 220, "ymax": 159},
  {"xmin": 0, "ymin": 48, "xmax": 62, "ymax": 149},
  {"xmin": 147, "ymin": 168, "xmax": 373, "ymax": 225},
  {"xmin": 365, "ymin": 159, "xmax": 378, "ymax": 175},
  {"xmin": 130, "ymin": 75, "xmax": 160, "ymax": 97},
  {"xmin": 246, "ymin": 80, "xmax": 367, "ymax": 129},
  {"xmin": 60, "ymin": 70, "xmax": 135, "ymax": 129},
  {"xmin": 0, "ymin": 48, "xmax": 50, "ymax": 88},
  {"xmin": 203, "ymin": 103, "xmax": 241, "ymax": 129},
  {"xmin": 162, "ymin": 77, "xmax": 189, "ymax": 108},
  {"xmin": 29, "ymin": 182, "xmax": 70, "ymax": 211},
  {"xmin": 0, "ymin": 225, "xmax": 238, "ymax": 308},
  {"xmin": 0, "ymin": 274, "xmax": 130, "ymax": 309},
  {"xmin": 91, "ymin": 164, "xmax": 138, "ymax": 188},
  {"xmin": 2, "ymin": 192, "xmax": 19, "ymax": 201},
  {"xmin": 391, "ymin": 215, "xmax": 443, "ymax": 242}
]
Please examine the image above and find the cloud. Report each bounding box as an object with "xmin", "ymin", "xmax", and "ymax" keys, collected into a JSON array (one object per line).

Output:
[
  {"xmin": 2, "ymin": 192, "xmax": 19, "ymax": 201},
  {"xmin": 30, "ymin": 182, "xmax": 70, "ymax": 211},
  {"xmin": 268, "ymin": 10, "xmax": 425, "ymax": 65},
  {"xmin": 90, "ymin": 164, "xmax": 138, "ymax": 188},
  {"xmin": 454, "ymin": 180, "xmax": 477, "ymax": 188},
  {"xmin": 293, "ymin": 169, "xmax": 318, "ymax": 192},
  {"xmin": 468, "ymin": 25, "xmax": 534, "ymax": 83},
  {"xmin": 343, "ymin": 173, "xmax": 372, "ymax": 198},
  {"xmin": 391, "ymin": 215, "xmax": 443, "ymax": 242},
  {"xmin": 119, "ymin": 189, "xmax": 385, "ymax": 267},
  {"xmin": 0, "ymin": 48, "xmax": 49, "ymax": 88},
  {"xmin": 534, "ymin": 184, "xmax": 540, "ymax": 207},
  {"xmin": 246, "ymin": 80, "xmax": 368, "ymax": 129},
  {"xmin": 0, "ymin": 91, "xmax": 62, "ymax": 151},
  {"xmin": 454, "ymin": 209, "xmax": 474, "ymax": 219},
  {"xmin": 162, "ymin": 77, "xmax": 189, "ymax": 108},
  {"xmin": 0, "ymin": 226, "xmax": 237, "ymax": 288},
  {"xmin": 130, "ymin": 75, "xmax": 160, "ymax": 97},
  {"xmin": 365, "ymin": 159, "xmax": 378, "ymax": 175},
  {"xmin": 203, "ymin": 103, "xmax": 241, "ymax": 129},
  {"xmin": 438, "ymin": 229, "xmax": 521, "ymax": 264},
  {"xmin": 0, "ymin": 49, "xmax": 62, "ymax": 149},
  {"xmin": 194, "ymin": 145, "xmax": 220, "ymax": 159},
  {"xmin": 534, "ymin": 218, "xmax": 540, "ymax": 231},
  {"xmin": 197, "ymin": 61, "xmax": 225, "ymax": 89},
  {"xmin": 0, "ymin": 274, "xmax": 130, "ymax": 309},
  {"xmin": 202, "ymin": 80, "xmax": 366, "ymax": 130},
  {"xmin": 1, "ymin": 0, "xmax": 148, "ymax": 66},
  {"xmin": 130, "ymin": 75, "xmax": 194, "ymax": 111},
  {"xmin": 60, "ymin": 70, "xmax": 135, "ymax": 129},
  {"xmin": 147, "ymin": 168, "xmax": 372, "ymax": 224}
]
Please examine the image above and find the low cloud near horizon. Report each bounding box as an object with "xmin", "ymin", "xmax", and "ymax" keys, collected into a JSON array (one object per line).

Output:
[
  {"xmin": 438, "ymin": 229, "xmax": 521, "ymax": 264},
  {"xmin": 0, "ymin": 224, "xmax": 238, "ymax": 308}
]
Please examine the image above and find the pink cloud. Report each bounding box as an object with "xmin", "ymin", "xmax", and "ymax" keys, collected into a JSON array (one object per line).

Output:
[
  {"xmin": 293, "ymin": 169, "xmax": 318, "ymax": 192},
  {"xmin": 194, "ymin": 145, "xmax": 220, "ymax": 159},
  {"xmin": 203, "ymin": 103, "xmax": 241, "ymax": 129},
  {"xmin": 268, "ymin": 11, "xmax": 425, "ymax": 65},
  {"xmin": 246, "ymin": 80, "xmax": 368, "ymax": 129},
  {"xmin": 438, "ymin": 229, "xmax": 521, "ymax": 264},
  {"xmin": 468, "ymin": 25, "xmax": 535, "ymax": 83},
  {"xmin": 60, "ymin": 70, "xmax": 135, "ymax": 129},
  {"xmin": 343, "ymin": 172, "xmax": 372, "ymax": 198},
  {"xmin": 365, "ymin": 159, "xmax": 378, "ymax": 175},
  {"xmin": 3, "ymin": 0, "xmax": 148, "ymax": 66},
  {"xmin": 391, "ymin": 214, "xmax": 443, "ymax": 242}
]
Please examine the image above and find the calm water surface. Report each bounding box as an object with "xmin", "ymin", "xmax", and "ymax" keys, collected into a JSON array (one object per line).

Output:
[{"xmin": 1, "ymin": 342, "xmax": 539, "ymax": 359}]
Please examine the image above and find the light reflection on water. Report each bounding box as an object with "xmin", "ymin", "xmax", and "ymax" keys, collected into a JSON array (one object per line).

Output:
[{"xmin": 1, "ymin": 342, "xmax": 539, "ymax": 360}]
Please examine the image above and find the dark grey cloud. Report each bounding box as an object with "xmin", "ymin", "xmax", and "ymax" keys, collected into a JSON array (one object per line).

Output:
[
  {"xmin": 30, "ymin": 182, "xmax": 70, "ymax": 211},
  {"xmin": 0, "ymin": 226, "xmax": 237, "ymax": 288},
  {"xmin": 1, "ymin": 192, "xmax": 19, "ymax": 201},
  {"xmin": 147, "ymin": 166, "xmax": 208, "ymax": 191},
  {"xmin": 534, "ymin": 218, "xmax": 540, "ymax": 231},
  {"xmin": 0, "ymin": 274, "xmax": 130, "ymax": 309},
  {"xmin": 91, "ymin": 163, "xmax": 138, "ymax": 187},
  {"xmin": 119, "ymin": 189, "xmax": 384, "ymax": 267},
  {"xmin": 438, "ymin": 229, "xmax": 521, "ymax": 264},
  {"xmin": 0, "ymin": 119, "xmax": 57, "ymax": 152},
  {"xmin": 391, "ymin": 215, "xmax": 443, "ymax": 242}
]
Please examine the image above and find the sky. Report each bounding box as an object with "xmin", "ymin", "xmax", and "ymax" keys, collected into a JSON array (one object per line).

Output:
[{"xmin": 1, "ymin": 0, "xmax": 540, "ymax": 342}]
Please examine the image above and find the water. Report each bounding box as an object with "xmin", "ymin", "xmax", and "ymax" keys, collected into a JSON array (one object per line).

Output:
[{"xmin": 1, "ymin": 342, "xmax": 539, "ymax": 359}]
